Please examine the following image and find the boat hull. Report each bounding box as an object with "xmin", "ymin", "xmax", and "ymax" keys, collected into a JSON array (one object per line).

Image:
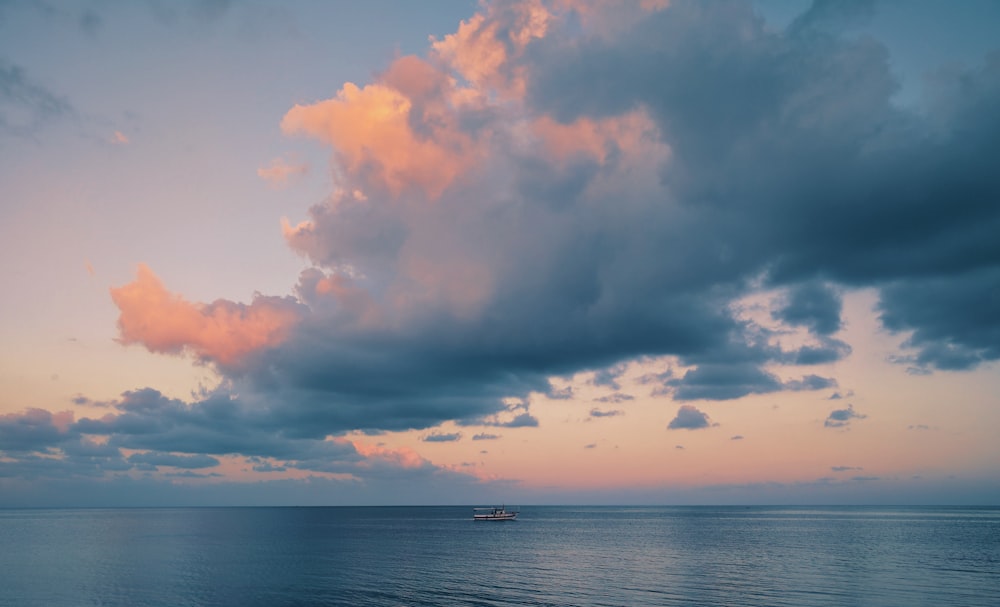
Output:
[
  {"xmin": 473, "ymin": 506, "xmax": 518, "ymax": 521},
  {"xmin": 473, "ymin": 513, "xmax": 517, "ymax": 521}
]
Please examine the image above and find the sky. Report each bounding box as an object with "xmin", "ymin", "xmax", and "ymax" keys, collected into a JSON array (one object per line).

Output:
[{"xmin": 1, "ymin": 0, "xmax": 999, "ymax": 507}]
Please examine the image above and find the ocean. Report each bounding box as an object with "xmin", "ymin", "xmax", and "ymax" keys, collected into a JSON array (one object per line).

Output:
[{"xmin": 0, "ymin": 506, "xmax": 997, "ymax": 606}]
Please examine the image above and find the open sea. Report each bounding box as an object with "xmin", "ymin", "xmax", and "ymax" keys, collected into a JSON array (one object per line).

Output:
[{"xmin": 1, "ymin": 506, "xmax": 997, "ymax": 606}]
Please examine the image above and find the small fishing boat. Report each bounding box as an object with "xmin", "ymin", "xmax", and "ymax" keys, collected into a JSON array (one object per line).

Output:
[{"xmin": 473, "ymin": 505, "xmax": 518, "ymax": 521}]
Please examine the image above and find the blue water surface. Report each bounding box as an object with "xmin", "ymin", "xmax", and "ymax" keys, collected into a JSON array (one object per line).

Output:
[{"xmin": 0, "ymin": 506, "xmax": 997, "ymax": 606}]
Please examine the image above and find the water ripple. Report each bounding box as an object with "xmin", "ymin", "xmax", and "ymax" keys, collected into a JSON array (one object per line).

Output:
[{"xmin": 1, "ymin": 506, "xmax": 998, "ymax": 606}]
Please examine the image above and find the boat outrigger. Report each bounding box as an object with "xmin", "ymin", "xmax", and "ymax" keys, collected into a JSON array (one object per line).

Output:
[{"xmin": 473, "ymin": 505, "xmax": 518, "ymax": 521}]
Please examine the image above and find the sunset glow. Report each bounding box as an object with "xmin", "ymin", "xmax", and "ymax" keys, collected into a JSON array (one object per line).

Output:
[{"xmin": 1, "ymin": 0, "xmax": 999, "ymax": 507}]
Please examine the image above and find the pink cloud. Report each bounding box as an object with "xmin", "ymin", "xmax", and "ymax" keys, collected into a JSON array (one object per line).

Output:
[
  {"xmin": 532, "ymin": 110, "xmax": 665, "ymax": 167},
  {"xmin": 431, "ymin": 0, "xmax": 550, "ymax": 98},
  {"xmin": 281, "ymin": 78, "xmax": 478, "ymax": 200},
  {"xmin": 351, "ymin": 440, "xmax": 428, "ymax": 470},
  {"xmin": 257, "ymin": 157, "xmax": 308, "ymax": 186},
  {"xmin": 110, "ymin": 264, "xmax": 301, "ymax": 367}
]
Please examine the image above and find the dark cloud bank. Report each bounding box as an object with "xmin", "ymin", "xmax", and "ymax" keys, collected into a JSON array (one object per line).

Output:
[
  {"xmin": 2, "ymin": 0, "xmax": 999, "ymax": 501},
  {"xmin": 258, "ymin": 0, "xmax": 999, "ymax": 437}
]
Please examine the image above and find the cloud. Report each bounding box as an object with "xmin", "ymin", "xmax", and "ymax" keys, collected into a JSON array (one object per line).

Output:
[
  {"xmin": 878, "ymin": 266, "xmax": 1000, "ymax": 371},
  {"xmin": 257, "ymin": 157, "xmax": 307, "ymax": 186},
  {"xmin": 492, "ymin": 412, "xmax": 539, "ymax": 428},
  {"xmin": 248, "ymin": 458, "xmax": 287, "ymax": 473},
  {"xmin": 472, "ymin": 433, "xmax": 501, "ymax": 440},
  {"xmin": 421, "ymin": 432, "xmax": 462, "ymax": 443},
  {"xmin": 772, "ymin": 282, "xmax": 843, "ymax": 336},
  {"xmin": 245, "ymin": 0, "xmax": 992, "ymax": 439},
  {"xmin": 832, "ymin": 466, "xmax": 863, "ymax": 472},
  {"xmin": 731, "ymin": 435, "xmax": 744, "ymax": 440},
  {"xmin": 666, "ymin": 364, "xmax": 836, "ymax": 401},
  {"xmin": 786, "ymin": 338, "xmax": 852, "ymax": 366},
  {"xmin": 17, "ymin": 0, "xmax": 994, "ymax": 495},
  {"xmin": 429, "ymin": 0, "xmax": 549, "ymax": 99},
  {"xmin": 589, "ymin": 408, "xmax": 623, "ymax": 418},
  {"xmin": 0, "ymin": 59, "xmax": 73, "ymax": 136},
  {"xmin": 0, "ymin": 408, "xmax": 75, "ymax": 452},
  {"xmin": 591, "ymin": 367, "xmax": 624, "ymax": 390},
  {"xmin": 528, "ymin": 0, "xmax": 1000, "ymax": 371},
  {"xmin": 790, "ymin": 0, "xmax": 876, "ymax": 34},
  {"xmin": 146, "ymin": 0, "xmax": 234, "ymax": 27},
  {"xmin": 110, "ymin": 264, "xmax": 303, "ymax": 369},
  {"xmin": 783, "ymin": 374, "xmax": 838, "ymax": 392},
  {"xmin": 825, "ymin": 405, "xmax": 867, "ymax": 428},
  {"xmin": 280, "ymin": 76, "xmax": 478, "ymax": 199},
  {"xmin": 593, "ymin": 393, "xmax": 633, "ymax": 404},
  {"xmin": 667, "ymin": 405, "xmax": 714, "ymax": 430},
  {"xmin": 127, "ymin": 451, "xmax": 220, "ymax": 469},
  {"xmin": 0, "ymin": 388, "xmax": 493, "ymax": 490},
  {"xmin": 547, "ymin": 386, "xmax": 574, "ymax": 400}
]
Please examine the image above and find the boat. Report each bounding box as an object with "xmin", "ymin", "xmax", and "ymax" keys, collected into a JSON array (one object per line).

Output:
[{"xmin": 473, "ymin": 505, "xmax": 518, "ymax": 521}]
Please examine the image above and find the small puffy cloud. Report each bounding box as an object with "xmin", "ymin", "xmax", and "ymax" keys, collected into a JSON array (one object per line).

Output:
[
  {"xmin": 496, "ymin": 412, "xmax": 539, "ymax": 428},
  {"xmin": 731, "ymin": 435, "xmax": 744, "ymax": 440},
  {"xmin": 257, "ymin": 157, "xmax": 308, "ymax": 186},
  {"xmin": 350, "ymin": 441, "xmax": 429, "ymax": 471},
  {"xmin": 825, "ymin": 405, "xmax": 867, "ymax": 428},
  {"xmin": 546, "ymin": 385, "xmax": 574, "ymax": 400},
  {"xmin": 477, "ymin": 402, "xmax": 540, "ymax": 428},
  {"xmin": 472, "ymin": 433, "xmax": 500, "ymax": 440},
  {"xmin": 421, "ymin": 432, "xmax": 462, "ymax": 443},
  {"xmin": 784, "ymin": 374, "xmax": 838, "ymax": 391},
  {"xmin": 668, "ymin": 364, "xmax": 783, "ymax": 401},
  {"xmin": 110, "ymin": 130, "xmax": 129, "ymax": 145},
  {"xmin": 127, "ymin": 451, "xmax": 220, "ymax": 469},
  {"xmin": 667, "ymin": 405, "xmax": 714, "ymax": 430},
  {"xmin": 788, "ymin": 338, "xmax": 852, "ymax": 366},
  {"xmin": 584, "ymin": 443, "xmax": 597, "ymax": 449},
  {"xmin": 589, "ymin": 408, "xmax": 623, "ymax": 418},
  {"xmin": 667, "ymin": 364, "xmax": 836, "ymax": 401},
  {"xmin": 832, "ymin": 466, "xmax": 863, "ymax": 472},
  {"xmin": 249, "ymin": 460, "xmax": 287, "ymax": 473},
  {"xmin": 164, "ymin": 471, "xmax": 222, "ymax": 479},
  {"xmin": 593, "ymin": 393, "xmax": 634, "ymax": 404}
]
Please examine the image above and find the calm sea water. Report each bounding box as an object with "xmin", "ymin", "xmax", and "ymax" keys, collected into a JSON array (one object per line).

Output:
[{"xmin": 0, "ymin": 506, "xmax": 997, "ymax": 606}]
